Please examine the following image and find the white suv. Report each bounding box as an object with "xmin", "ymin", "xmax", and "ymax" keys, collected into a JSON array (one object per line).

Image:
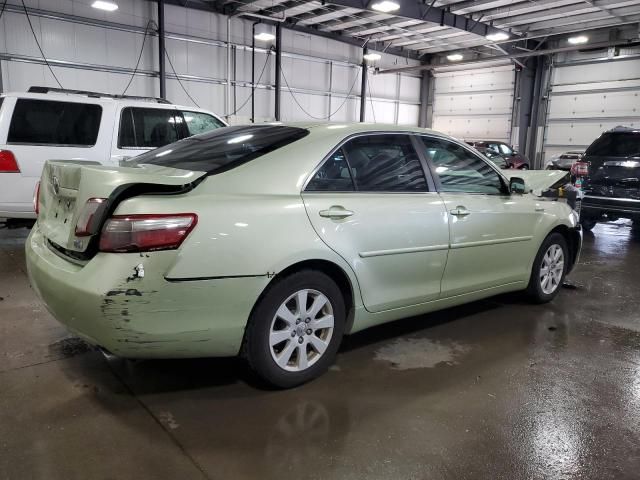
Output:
[{"xmin": 0, "ymin": 87, "xmax": 226, "ymax": 220}]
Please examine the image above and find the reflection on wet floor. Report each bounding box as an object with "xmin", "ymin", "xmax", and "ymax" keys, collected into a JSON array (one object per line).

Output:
[{"xmin": 2, "ymin": 220, "xmax": 640, "ymax": 479}]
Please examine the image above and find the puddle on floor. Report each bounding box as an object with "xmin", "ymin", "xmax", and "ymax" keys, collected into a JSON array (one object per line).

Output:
[{"xmin": 374, "ymin": 337, "xmax": 471, "ymax": 370}]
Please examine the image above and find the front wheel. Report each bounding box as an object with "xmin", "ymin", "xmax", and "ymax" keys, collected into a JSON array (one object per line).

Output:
[
  {"xmin": 243, "ymin": 270, "xmax": 345, "ymax": 389},
  {"xmin": 526, "ymin": 233, "xmax": 569, "ymax": 304}
]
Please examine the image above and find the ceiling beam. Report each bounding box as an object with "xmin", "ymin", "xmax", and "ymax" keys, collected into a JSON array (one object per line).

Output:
[
  {"xmin": 378, "ymin": 38, "xmax": 640, "ymax": 73},
  {"xmin": 322, "ymin": 0, "xmax": 513, "ymax": 38}
]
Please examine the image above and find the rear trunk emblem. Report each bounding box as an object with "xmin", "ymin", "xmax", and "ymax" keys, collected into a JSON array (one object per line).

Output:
[{"xmin": 52, "ymin": 176, "xmax": 60, "ymax": 195}]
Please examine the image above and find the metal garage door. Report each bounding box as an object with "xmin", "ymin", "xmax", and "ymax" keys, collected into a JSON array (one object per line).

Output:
[
  {"xmin": 432, "ymin": 64, "xmax": 515, "ymax": 143},
  {"xmin": 542, "ymin": 55, "xmax": 640, "ymax": 164}
]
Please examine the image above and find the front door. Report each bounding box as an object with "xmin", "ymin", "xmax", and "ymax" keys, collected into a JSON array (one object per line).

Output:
[
  {"xmin": 416, "ymin": 136, "xmax": 541, "ymax": 297},
  {"xmin": 302, "ymin": 134, "xmax": 449, "ymax": 313}
]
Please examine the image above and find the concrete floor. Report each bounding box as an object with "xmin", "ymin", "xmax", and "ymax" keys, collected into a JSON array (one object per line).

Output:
[{"xmin": 1, "ymin": 222, "xmax": 640, "ymax": 480}]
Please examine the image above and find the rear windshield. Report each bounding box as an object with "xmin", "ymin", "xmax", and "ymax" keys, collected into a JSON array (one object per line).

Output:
[
  {"xmin": 126, "ymin": 125, "xmax": 309, "ymax": 174},
  {"xmin": 585, "ymin": 132, "xmax": 640, "ymax": 157},
  {"xmin": 8, "ymin": 99, "xmax": 102, "ymax": 146}
]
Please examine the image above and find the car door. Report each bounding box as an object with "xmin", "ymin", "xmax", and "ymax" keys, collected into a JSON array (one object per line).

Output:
[
  {"xmin": 417, "ymin": 135, "xmax": 541, "ymax": 297},
  {"xmin": 302, "ymin": 133, "xmax": 449, "ymax": 313},
  {"xmin": 110, "ymin": 106, "xmax": 186, "ymax": 164}
]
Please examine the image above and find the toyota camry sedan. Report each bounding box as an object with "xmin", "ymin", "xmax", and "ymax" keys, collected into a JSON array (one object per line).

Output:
[{"xmin": 26, "ymin": 123, "xmax": 582, "ymax": 388}]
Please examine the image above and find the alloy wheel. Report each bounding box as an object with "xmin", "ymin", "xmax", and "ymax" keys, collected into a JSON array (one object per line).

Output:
[
  {"xmin": 540, "ymin": 244, "xmax": 565, "ymax": 294},
  {"xmin": 269, "ymin": 289, "xmax": 334, "ymax": 372}
]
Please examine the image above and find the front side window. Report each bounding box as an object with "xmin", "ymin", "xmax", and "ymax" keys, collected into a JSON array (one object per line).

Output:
[
  {"xmin": 306, "ymin": 149, "xmax": 355, "ymax": 192},
  {"xmin": 419, "ymin": 137, "xmax": 504, "ymax": 194},
  {"xmin": 126, "ymin": 125, "xmax": 309, "ymax": 175},
  {"xmin": 8, "ymin": 99, "xmax": 101, "ymax": 146},
  {"xmin": 118, "ymin": 108, "xmax": 185, "ymax": 149},
  {"xmin": 181, "ymin": 111, "xmax": 226, "ymax": 136}
]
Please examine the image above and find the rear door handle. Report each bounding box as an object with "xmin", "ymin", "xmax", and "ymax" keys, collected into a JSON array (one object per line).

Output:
[
  {"xmin": 319, "ymin": 206, "xmax": 354, "ymax": 219},
  {"xmin": 450, "ymin": 206, "xmax": 471, "ymax": 217}
]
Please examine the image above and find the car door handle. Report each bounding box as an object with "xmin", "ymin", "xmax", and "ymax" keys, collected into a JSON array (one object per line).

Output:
[
  {"xmin": 450, "ymin": 206, "xmax": 471, "ymax": 217},
  {"xmin": 319, "ymin": 206, "xmax": 354, "ymax": 219}
]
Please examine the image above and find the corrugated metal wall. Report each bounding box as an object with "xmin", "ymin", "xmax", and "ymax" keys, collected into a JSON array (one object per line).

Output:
[
  {"xmin": 0, "ymin": 0, "xmax": 422, "ymax": 124},
  {"xmin": 432, "ymin": 64, "xmax": 516, "ymax": 143},
  {"xmin": 543, "ymin": 49, "xmax": 640, "ymax": 163}
]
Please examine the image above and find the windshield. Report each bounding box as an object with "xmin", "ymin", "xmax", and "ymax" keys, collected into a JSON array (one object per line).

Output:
[
  {"xmin": 126, "ymin": 125, "xmax": 309, "ymax": 174},
  {"xmin": 585, "ymin": 132, "xmax": 640, "ymax": 157}
]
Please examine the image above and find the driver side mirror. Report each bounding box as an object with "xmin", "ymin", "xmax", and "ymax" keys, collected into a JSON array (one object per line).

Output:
[{"xmin": 510, "ymin": 176, "xmax": 526, "ymax": 194}]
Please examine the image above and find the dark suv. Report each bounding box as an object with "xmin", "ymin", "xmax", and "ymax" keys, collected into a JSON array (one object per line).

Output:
[
  {"xmin": 466, "ymin": 141, "xmax": 529, "ymax": 169},
  {"xmin": 580, "ymin": 126, "xmax": 640, "ymax": 231}
]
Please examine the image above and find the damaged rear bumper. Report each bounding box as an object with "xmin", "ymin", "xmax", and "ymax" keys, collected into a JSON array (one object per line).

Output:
[{"xmin": 25, "ymin": 225, "xmax": 270, "ymax": 358}]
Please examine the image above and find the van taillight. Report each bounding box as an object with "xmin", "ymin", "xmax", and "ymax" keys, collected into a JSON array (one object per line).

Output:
[
  {"xmin": 33, "ymin": 182, "xmax": 41, "ymax": 215},
  {"xmin": 0, "ymin": 150, "xmax": 19, "ymax": 173},
  {"xmin": 99, "ymin": 214, "xmax": 197, "ymax": 253}
]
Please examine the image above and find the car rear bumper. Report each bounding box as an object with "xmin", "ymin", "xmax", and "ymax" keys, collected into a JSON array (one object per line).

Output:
[
  {"xmin": 582, "ymin": 195, "xmax": 640, "ymax": 218},
  {"xmin": 25, "ymin": 225, "xmax": 270, "ymax": 358}
]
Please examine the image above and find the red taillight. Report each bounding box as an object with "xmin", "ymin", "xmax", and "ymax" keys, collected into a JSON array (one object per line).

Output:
[
  {"xmin": 0, "ymin": 150, "xmax": 20, "ymax": 173},
  {"xmin": 99, "ymin": 214, "xmax": 197, "ymax": 253},
  {"xmin": 75, "ymin": 198, "xmax": 108, "ymax": 236},
  {"xmin": 572, "ymin": 161, "xmax": 589, "ymax": 177},
  {"xmin": 33, "ymin": 181, "xmax": 41, "ymax": 215}
]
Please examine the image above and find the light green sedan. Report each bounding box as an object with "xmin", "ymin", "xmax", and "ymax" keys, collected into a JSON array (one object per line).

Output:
[{"xmin": 26, "ymin": 123, "xmax": 582, "ymax": 388}]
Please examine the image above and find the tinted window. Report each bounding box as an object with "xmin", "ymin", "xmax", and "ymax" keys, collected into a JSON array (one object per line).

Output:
[
  {"xmin": 306, "ymin": 149, "xmax": 354, "ymax": 191},
  {"xmin": 118, "ymin": 107, "xmax": 185, "ymax": 149},
  {"xmin": 342, "ymin": 135, "xmax": 427, "ymax": 192},
  {"xmin": 182, "ymin": 111, "xmax": 225, "ymax": 136},
  {"xmin": 585, "ymin": 132, "xmax": 640, "ymax": 157},
  {"xmin": 126, "ymin": 125, "xmax": 309, "ymax": 174},
  {"xmin": 419, "ymin": 137, "xmax": 504, "ymax": 194},
  {"xmin": 8, "ymin": 99, "xmax": 101, "ymax": 146}
]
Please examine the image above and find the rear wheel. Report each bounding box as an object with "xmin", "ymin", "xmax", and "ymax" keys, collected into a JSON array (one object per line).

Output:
[
  {"xmin": 526, "ymin": 233, "xmax": 569, "ymax": 303},
  {"xmin": 244, "ymin": 270, "xmax": 345, "ymax": 388}
]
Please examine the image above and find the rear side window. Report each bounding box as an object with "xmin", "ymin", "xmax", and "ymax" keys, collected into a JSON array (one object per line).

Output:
[
  {"xmin": 126, "ymin": 125, "xmax": 309, "ymax": 174},
  {"xmin": 181, "ymin": 111, "xmax": 225, "ymax": 136},
  {"xmin": 306, "ymin": 149, "xmax": 355, "ymax": 191},
  {"xmin": 8, "ymin": 99, "xmax": 101, "ymax": 146},
  {"xmin": 118, "ymin": 107, "xmax": 186, "ymax": 149},
  {"xmin": 586, "ymin": 132, "xmax": 640, "ymax": 157}
]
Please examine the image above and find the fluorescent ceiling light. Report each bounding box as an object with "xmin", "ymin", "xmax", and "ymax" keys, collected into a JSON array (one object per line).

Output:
[
  {"xmin": 568, "ymin": 35, "xmax": 589, "ymax": 45},
  {"xmin": 363, "ymin": 52, "xmax": 382, "ymax": 62},
  {"xmin": 254, "ymin": 23, "xmax": 275, "ymax": 42},
  {"xmin": 91, "ymin": 1, "xmax": 118, "ymax": 11},
  {"xmin": 447, "ymin": 53, "xmax": 463, "ymax": 61},
  {"xmin": 485, "ymin": 32, "xmax": 510, "ymax": 42},
  {"xmin": 371, "ymin": 1, "xmax": 400, "ymax": 13}
]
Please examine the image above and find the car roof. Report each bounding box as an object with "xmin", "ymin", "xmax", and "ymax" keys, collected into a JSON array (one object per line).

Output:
[
  {"xmin": 0, "ymin": 91, "xmax": 217, "ymax": 114},
  {"xmin": 606, "ymin": 125, "xmax": 640, "ymax": 133},
  {"xmin": 272, "ymin": 121, "xmax": 449, "ymax": 139}
]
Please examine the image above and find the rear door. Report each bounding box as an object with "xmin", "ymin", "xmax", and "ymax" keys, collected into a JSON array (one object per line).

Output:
[
  {"xmin": 302, "ymin": 133, "xmax": 449, "ymax": 313},
  {"xmin": 417, "ymin": 135, "xmax": 540, "ymax": 297}
]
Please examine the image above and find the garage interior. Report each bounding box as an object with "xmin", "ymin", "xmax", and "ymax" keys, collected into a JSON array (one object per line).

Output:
[{"xmin": 1, "ymin": 0, "xmax": 640, "ymax": 478}]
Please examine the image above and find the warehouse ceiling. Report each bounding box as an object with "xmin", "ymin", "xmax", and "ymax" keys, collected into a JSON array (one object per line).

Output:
[{"xmin": 201, "ymin": 0, "xmax": 640, "ymax": 58}]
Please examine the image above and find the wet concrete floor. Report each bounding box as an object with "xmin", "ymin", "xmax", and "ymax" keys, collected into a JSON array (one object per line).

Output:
[{"xmin": 1, "ymin": 221, "xmax": 639, "ymax": 479}]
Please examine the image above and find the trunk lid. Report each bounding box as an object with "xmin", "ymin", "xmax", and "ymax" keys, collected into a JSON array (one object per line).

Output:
[{"xmin": 38, "ymin": 160, "xmax": 205, "ymax": 253}]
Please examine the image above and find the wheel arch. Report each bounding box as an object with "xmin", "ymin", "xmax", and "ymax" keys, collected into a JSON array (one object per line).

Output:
[{"xmin": 549, "ymin": 224, "xmax": 581, "ymax": 273}]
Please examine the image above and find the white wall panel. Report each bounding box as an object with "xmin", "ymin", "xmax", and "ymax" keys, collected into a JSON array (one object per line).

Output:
[
  {"xmin": 432, "ymin": 64, "xmax": 515, "ymax": 142},
  {"xmin": 0, "ymin": 0, "xmax": 421, "ymax": 125},
  {"xmin": 542, "ymin": 55, "xmax": 640, "ymax": 162}
]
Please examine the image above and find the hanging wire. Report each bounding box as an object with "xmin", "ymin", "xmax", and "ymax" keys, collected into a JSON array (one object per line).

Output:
[
  {"xmin": 20, "ymin": 0, "xmax": 63, "ymax": 88},
  {"xmin": 367, "ymin": 73, "xmax": 376, "ymax": 123},
  {"xmin": 0, "ymin": 0, "xmax": 7, "ymax": 19},
  {"xmin": 163, "ymin": 45, "xmax": 200, "ymax": 107},
  {"xmin": 229, "ymin": 48, "xmax": 272, "ymax": 117},
  {"xmin": 122, "ymin": 20, "xmax": 154, "ymax": 95},
  {"xmin": 280, "ymin": 63, "xmax": 361, "ymax": 120}
]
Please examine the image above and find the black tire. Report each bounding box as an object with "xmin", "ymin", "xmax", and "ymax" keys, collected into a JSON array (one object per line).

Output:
[
  {"xmin": 526, "ymin": 232, "xmax": 569, "ymax": 304},
  {"xmin": 519, "ymin": 164, "xmax": 529, "ymax": 170},
  {"xmin": 243, "ymin": 270, "xmax": 345, "ymax": 389},
  {"xmin": 580, "ymin": 217, "xmax": 597, "ymax": 232}
]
